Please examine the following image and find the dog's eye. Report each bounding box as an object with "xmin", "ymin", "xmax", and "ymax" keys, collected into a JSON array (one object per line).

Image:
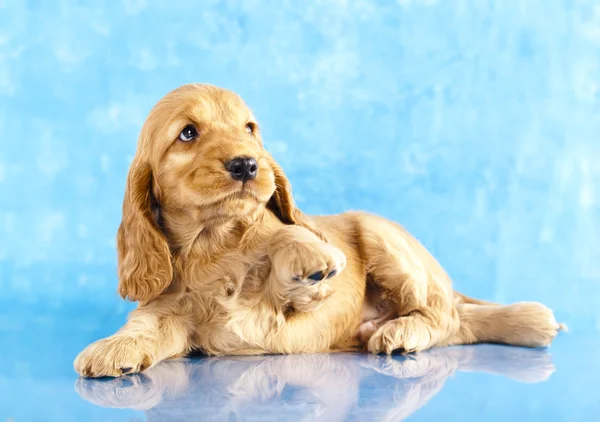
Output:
[
  {"xmin": 245, "ymin": 122, "xmax": 255, "ymax": 136},
  {"xmin": 179, "ymin": 125, "xmax": 199, "ymax": 142}
]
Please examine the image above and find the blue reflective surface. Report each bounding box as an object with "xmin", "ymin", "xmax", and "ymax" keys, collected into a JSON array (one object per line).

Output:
[
  {"xmin": 1, "ymin": 0, "xmax": 599, "ymax": 329},
  {"xmin": 0, "ymin": 311, "xmax": 594, "ymax": 421}
]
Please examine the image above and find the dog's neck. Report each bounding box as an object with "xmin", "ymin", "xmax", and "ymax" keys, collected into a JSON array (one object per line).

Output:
[{"xmin": 159, "ymin": 203, "xmax": 277, "ymax": 264}]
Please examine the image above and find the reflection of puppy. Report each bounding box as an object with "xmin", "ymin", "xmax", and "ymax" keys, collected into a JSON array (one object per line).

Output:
[
  {"xmin": 77, "ymin": 346, "xmax": 555, "ymax": 421},
  {"xmin": 362, "ymin": 344, "xmax": 555, "ymax": 384},
  {"xmin": 360, "ymin": 345, "xmax": 555, "ymax": 422},
  {"xmin": 74, "ymin": 84, "xmax": 563, "ymax": 378},
  {"xmin": 78, "ymin": 355, "xmax": 359, "ymax": 422}
]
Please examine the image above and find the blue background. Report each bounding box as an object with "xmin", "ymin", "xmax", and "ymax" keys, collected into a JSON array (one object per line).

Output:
[
  {"xmin": 2, "ymin": 0, "xmax": 599, "ymax": 328},
  {"xmin": 1, "ymin": 1, "xmax": 599, "ymax": 421}
]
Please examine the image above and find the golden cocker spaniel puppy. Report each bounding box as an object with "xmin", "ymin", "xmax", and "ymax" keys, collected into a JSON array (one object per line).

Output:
[{"xmin": 74, "ymin": 84, "xmax": 563, "ymax": 377}]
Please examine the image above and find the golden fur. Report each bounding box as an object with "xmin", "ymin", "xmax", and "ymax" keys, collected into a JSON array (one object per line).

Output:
[{"xmin": 74, "ymin": 84, "xmax": 564, "ymax": 377}]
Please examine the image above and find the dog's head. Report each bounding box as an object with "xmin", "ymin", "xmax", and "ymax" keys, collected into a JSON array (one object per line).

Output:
[{"xmin": 116, "ymin": 84, "xmax": 304, "ymax": 302}]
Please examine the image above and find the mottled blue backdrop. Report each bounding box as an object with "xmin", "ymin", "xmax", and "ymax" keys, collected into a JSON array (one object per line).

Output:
[{"xmin": 1, "ymin": 0, "xmax": 599, "ymax": 333}]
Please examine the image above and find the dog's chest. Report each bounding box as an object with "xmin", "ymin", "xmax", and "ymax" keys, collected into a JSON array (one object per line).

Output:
[{"xmin": 190, "ymin": 255, "xmax": 278, "ymax": 353}]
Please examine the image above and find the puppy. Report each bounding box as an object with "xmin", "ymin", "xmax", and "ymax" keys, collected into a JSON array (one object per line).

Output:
[{"xmin": 74, "ymin": 84, "xmax": 563, "ymax": 377}]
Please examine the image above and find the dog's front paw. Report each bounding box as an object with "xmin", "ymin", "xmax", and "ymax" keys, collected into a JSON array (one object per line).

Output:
[
  {"xmin": 367, "ymin": 316, "xmax": 434, "ymax": 355},
  {"xmin": 285, "ymin": 282, "xmax": 335, "ymax": 313},
  {"xmin": 277, "ymin": 240, "xmax": 346, "ymax": 285},
  {"xmin": 273, "ymin": 239, "xmax": 345, "ymax": 312},
  {"xmin": 74, "ymin": 336, "xmax": 155, "ymax": 378},
  {"xmin": 269, "ymin": 227, "xmax": 346, "ymax": 313}
]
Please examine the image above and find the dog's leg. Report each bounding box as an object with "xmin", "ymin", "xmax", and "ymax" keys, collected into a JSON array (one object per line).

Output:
[
  {"xmin": 351, "ymin": 214, "xmax": 461, "ymax": 354},
  {"xmin": 451, "ymin": 291, "xmax": 563, "ymax": 346},
  {"xmin": 449, "ymin": 302, "xmax": 564, "ymax": 348},
  {"xmin": 354, "ymin": 213, "xmax": 562, "ymax": 353},
  {"xmin": 74, "ymin": 294, "xmax": 193, "ymax": 377},
  {"xmin": 267, "ymin": 225, "xmax": 346, "ymax": 312}
]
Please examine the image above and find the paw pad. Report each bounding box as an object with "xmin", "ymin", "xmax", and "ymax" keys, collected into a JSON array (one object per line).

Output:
[
  {"xmin": 294, "ymin": 269, "xmax": 338, "ymax": 284},
  {"xmin": 307, "ymin": 271, "xmax": 326, "ymax": 282}
]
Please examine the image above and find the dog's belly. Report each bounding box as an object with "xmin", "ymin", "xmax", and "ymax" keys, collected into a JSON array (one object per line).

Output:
[{"xmin": 356, "ymin": 282, "xmax": 396, "ymax": 343}]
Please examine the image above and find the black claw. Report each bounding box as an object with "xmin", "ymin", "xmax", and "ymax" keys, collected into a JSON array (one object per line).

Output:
[
  {"xmin": 307, "ymin": 271, "xmax": 325, "ymax": 282},
  {"xmin": 292, "ymin": 276, "xmax": 302, "ymax": 282},
  {"xmin": 120, "ymin": 367, "xmax": 133, "ymax": 375},
  {"xmin": 326, "ymin": 269, "xmax": 337, "ymax": 279}
]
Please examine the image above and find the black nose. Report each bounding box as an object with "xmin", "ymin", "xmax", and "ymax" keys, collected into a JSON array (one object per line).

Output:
[{"xmin": 225, "ymin": 157, "xmax": 258, "ymax": 182}]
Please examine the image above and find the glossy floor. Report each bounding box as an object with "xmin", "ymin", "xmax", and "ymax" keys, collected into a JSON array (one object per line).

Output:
[{"xmin": 0, "ymin": 315, "xmax": 596, "ymax": 421}]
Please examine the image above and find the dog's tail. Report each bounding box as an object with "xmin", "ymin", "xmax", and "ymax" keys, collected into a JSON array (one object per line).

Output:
[
  {"xmin": 454, "ymin": 292, "xmax": 500, "ymax": 307},
  {"xmin": 448, "ymin": 292, "xmax": 567, "ymax": 348}
]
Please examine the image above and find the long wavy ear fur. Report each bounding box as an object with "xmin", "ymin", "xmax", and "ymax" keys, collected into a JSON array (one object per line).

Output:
[
  {"xmin": 116, "ymin": 157, "xmax": 172, "ymax": 302},
  {"xmin": 267, "ymin": 156, "xmax": 328, "ymax": 242}
]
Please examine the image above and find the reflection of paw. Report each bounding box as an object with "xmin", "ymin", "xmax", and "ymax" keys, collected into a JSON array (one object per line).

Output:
[
  {"xmin": 76, "ymin": 373, "xmax": 159, "ymax": 410},
  {"xmin": 74, "ymin": 336, "xmax": 154, "ymax": 378},
  {"xmin": 361, "ymin": 352, "xmax": 459, "ymax": 380},
  {"xmin": 75, "ymin": 360, "xmax": 192, "ymax": 410},
  {"xmin": 367, "ymin": 317, "xmax": 433, "ymax": 354},
  {"xmin": 228, "ymin": 370, "xmax": 285, "ymax": 402},
  {"xmin": 370, "ymin": 355, "xmax": 454, "ymax": 422}
]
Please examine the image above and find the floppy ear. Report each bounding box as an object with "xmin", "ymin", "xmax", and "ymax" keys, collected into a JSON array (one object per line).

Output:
[
  {"xmin": 116, "ymin": 157, "xmax": 172, "ymax": 302},
  {"xmin": 267, "ymin": 157, "xmax": 297, "ymax": 225},
  {"xmin": 267, "ymin": 156, "xmax": 328, "ymax": 242}
]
